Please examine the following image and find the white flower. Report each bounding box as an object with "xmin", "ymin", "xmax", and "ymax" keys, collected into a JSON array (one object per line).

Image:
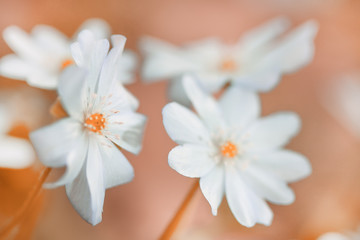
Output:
[
  {"xmin": 162, "ymin": 76, "xmax": 311, "ymax": 227},
  {"xmin": 318, "ymin": 228, "xmax": 360, "ymax": 240},
  {"xmin": 322, "ymin": 74, "xmax": 360, "ymax": 138},
  {"xmin": 30, "ymin": 31, "xmax": 146, "ymax": 225},
  {"xmin": 141, "ymin": 17, "xmax": 318, "ymax": 105},
  {"xmin": 0, "ymin": 105, "xmax": 35, "ymax": 169},
  {"xmin": 0, "ymin": 18, "xmax": 137, "ymax": 89}
]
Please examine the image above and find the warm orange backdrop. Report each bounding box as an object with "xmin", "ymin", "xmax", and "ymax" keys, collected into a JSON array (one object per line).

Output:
[{"xmin": 1, "ymin": 0, "xmax": 360, "ymax": 239}]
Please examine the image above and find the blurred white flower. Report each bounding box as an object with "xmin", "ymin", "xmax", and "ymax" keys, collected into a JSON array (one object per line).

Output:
[
  {"xmin": 318, "ymin": 228, "xmax": 360, "ymax": 240},
  {"xmin": 30, "ymin": 31, "xmax": 146, "ymax": 225},
  {"xmin": 0, "ymin": 18, "xmax": 137, "ymax": 89},
  {"xmin": 322, "ymin": 74, "xmax": 360, "ymax": 138},
  {"xmin": 141, "ymin": 17, "xmax": 317, "ymax": 105},
  {"xmin": 0, "ymin": 105, "xmax": 35, "ymax": 169},
  {"xmin": 162, "ymin": 76, "xmax": 311, "ymax": 227}
]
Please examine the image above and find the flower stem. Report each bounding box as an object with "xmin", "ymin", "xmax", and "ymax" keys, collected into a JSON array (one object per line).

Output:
[
  {"xmin": 159, "ymin": 180, "xmax": 199, "ymax": 240},
  {"xmin": 0, "ymin": 167, "xmax": 51, "ymax": 237}
]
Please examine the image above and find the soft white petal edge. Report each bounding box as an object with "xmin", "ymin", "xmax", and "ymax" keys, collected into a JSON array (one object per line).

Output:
[{"xmin": 0, "ymin": 137, "xmax": 35, "ymax": 169}]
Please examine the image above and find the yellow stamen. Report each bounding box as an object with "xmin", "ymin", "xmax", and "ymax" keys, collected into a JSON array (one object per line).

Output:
[
  {"xmin": 220, "ymin": 58, "xmax": 237, "ymax": 72},
  {"xmin": 85, "ymin": 113, "xmax": 106, "ymax": 133},
  {"xmin": 221, "ymin": 141, "xmax": 238, "ymax": 158},
  {"xmin": 60, "ymin": 59, "xmax": 74, "ymax": 70}
]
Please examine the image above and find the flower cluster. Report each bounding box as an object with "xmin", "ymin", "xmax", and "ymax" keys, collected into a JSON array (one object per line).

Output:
[
  {"xmin": 159, "ymin": 18, "xmax": 316, "ymax": 227},
  {"xmin": 0, "ymin": 17, "xmax": 317, "ymax": 230}
]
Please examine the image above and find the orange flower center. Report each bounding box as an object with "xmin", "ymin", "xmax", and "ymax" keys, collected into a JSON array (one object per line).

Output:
[
  {"xmin": 60, "ymin": 59, "xmax": 74, "ymax": 70},
  {"xmin": 85, "ymin": 113, "xmax": 106, "ymax": 133},
  {"xmin": 220, "ymin": 58, "xmax": 237, "ymax": 72},
  {"xmin": 221, "ymin": 141, "xmax": 238, "ymax": 158}
]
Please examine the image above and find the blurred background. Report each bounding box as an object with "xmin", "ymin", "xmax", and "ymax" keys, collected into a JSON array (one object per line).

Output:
[{"xmin": 1, "ymin": 0, "xmax": 360, "ymax": 239}]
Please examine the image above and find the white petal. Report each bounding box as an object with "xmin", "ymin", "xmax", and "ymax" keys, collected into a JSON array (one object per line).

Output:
[
  {"xmin": 225, "ymin": 166, "xmax": 273, "ymax": 227},
  {"xmin": 3, "ymin": 26, "xmax": 44, "ymax": 62},
  {"xmin": 118, "ymin": 50, "xmax": 137, "ymax": 85},
  {"xmin": 162, "ymin": 102, "xmax": 210, "ymax": 145},
  {"xmin": 105, "ymin": 112, "xmax": 146, "ymax": 155},
  {"xmin": 76, "ymin": 18, "xmax": 111, "ymax": 40},
  {"xmin": 30, "ymin": 118, "xmax": 83, "ymax": 168},
  {"xmin": 44, "ymin": 132, "xmax": 88, "ymax": 189},
  {"xmin": 219, "ymin": 86, "xmax": 260, "ymax": 129},
  {"xmin": 253, "ymin": 150, "xmax": 311, "ymax": 182},
  {"xmin": 100, "ymin": 139, "xmax": 134, "ymax": 189},
  {"xmin": 168, "ymin": 144, "xmax": 215, "ymax": 178},
  {"xmin": 232, "ymin": 68, "xmax": 282, "ymax": 92},
  {"xmin": 0, "ymin": 137, "xmax": 34, "ymax": 169},
  {"xmin": 242, "ymin": 164, "xmax": 295, "ymax": 205},
  {"xmin": 317, "ymin": 233, "xmax": 349, "ymax": 240},
  {"xmin": 199, "ymin": 165, "xmax": 225, "ymax": 215},
  {"xmin": 139, "ymin": 36, "xmax": 179, "ymax": 56},
  {"xmin": 239, "ymin": 17, "xmax": 291, "ymax": 58},
  {"xmin": 57, "ymin": 65, "xmax": 87, "ymax": 121},
  {"xmin": 246, "ymin": 112, "xmax": 301, "ymax": 151},
  {"xmin": 182, "ymin": 75, "xmax": 225, "ymax": 131},
  {"xmin": 66, "ymin": 138, "xmax": 105, "ymax": 226},
  {"xmin": 0, "ymin": 54, "xmax": 32, "ymax": 80},
  {"xmin": 27, "ymin": 70, "xmax": 58, "ymax": 89},
  {"xmin": 31, "ymin": 25, "xmax": 70, "ymax": 55},
  {"xmin": 322, "ymin": 76, "xmax": 360, "ymax": 138},
  {"xmin": 140, "ymin": 37, "xmax": 195, "ymax": 82},
  {"xmin": 97, "ymin": 35, "xmax": 127, "ymax": 96},
  {"xmin": 167, "ymin": 78, "xmax": 192, "ymax": 107},
  {"xmin": 264, "ymin": 20, "xmax": 318, "ymax": 74}
]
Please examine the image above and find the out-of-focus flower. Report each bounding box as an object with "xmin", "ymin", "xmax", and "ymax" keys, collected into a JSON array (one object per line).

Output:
[
  {"xmin": 141, "ymin": 17, "xmax": 317, "ymax": 105},
  {"xmin": 30, "ymin": 31, "xmax": 146, "ymax": 225},
  {"xmin": 0, "ymin": 18, "xmax": 137, "ymax": 89},
  {"xmin": 322, "ymin": 74, "xmax": 360, "ymax": 138},
  {"xmin": 318, "ymin": 228, "xmax": 360, "ymax": 240},
  {"xmin": 162, "ymin": 76, "xmax": 311, "ymax": 227},
  {"xmin": 0, "ymin": 105, "xmax": 35, "ymax": 169}
]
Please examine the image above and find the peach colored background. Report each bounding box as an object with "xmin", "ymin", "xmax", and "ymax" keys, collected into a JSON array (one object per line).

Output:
[{"xmin": 1, "ymin": 0, "xmax": 360, "ymax": 239}]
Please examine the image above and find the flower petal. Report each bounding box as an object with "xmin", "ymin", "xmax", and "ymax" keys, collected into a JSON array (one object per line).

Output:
[
  {"xmin": 66, "ymin": 136, "xmax": 105, "ymax": 226},
  {"xmin": 167, "ymin": 77, "xmax": 192, "ymax": 107},
  {"xmin": 182, "ymin": 75, "xmax": 225, "ymax": 131},
  {"xmin": 239, "ymin": 17, "xmax": 290, "ymax": 59},
  {"xmin": 233, "ymin": 68, "xmax": 282, "ymax": 92},
  {"xmin": 3, "ymin": 26, "xmax": 44, "ymax": 62},
  {"xmin": 253, "ymin": 150, "xmax": 311, "ymax": 182},
  {"xmin": 0, "ymin": 54, "xmax": 32, "ymax": 80},
  {"xmin": 75, "ymin": 18, "xmax": 111, "ymax": 40},
  {"xmin": 105, "ymin": 111, "xmax": 146, "ymax": 155},
  {"xmin": 31, "ymin": 25, "xmax": 70, "ymax": 55},
  {"xmin": 140, "ymin": 37, "xmax": 195, "ymax": 82},
  {"xmin": 44, "ymin": 132, "xmax": 88, "ymax": 189},
  {"xmin": 30, "ymin": 118, "xmax": 83, "ymax": 168},
  {"xmin": 57, "ymin": 65, "xmax": 87, "ymax": 121},
  {"xmin": 263, "ymin": 20, "xmax": 318, "ymax": 74},
  {"xmin": 0, "ymin": 137, "xmax": 35, "ymax": 169},
  {"xmin": 99, "ymin": 138, "xmax": 134, "ymax": 189},
  {"xmin": 317, "ymin": 233, "xmax": 349, "ymax": 240},
  {"xmin": 199, "ymin": 165, "xmax": 225, "ymax": 215},
  {"xmin": 162, "ymin": 102, "xmax": 210, "ymax": 145},
  {"xmin": 219, "ymin": 86, "xmax": 260, "ymax": 129},
  {"xmin": 242, "ymin": 164, "xmax": 295, "ymax": 205},
  {"xmin": 246, "ymin": 112, "xmax": 301, "ymax": 151},
  {"xmin": 225, "ymin": 166, "xmax": 273, "ymax": 227},
  {"xmin": 27, "ymin": 70, "xmax": 58, "ymax": 89},
  {"xmin": 97, "ymin": 35, "xmax": 127, "ymax": 96},
  {"xmin": 118, "ymin": 50, "xmax": 137, "ymax": 84},
  {"xmin": 168, "ymin": 144, "xmax": 215, "ymax": 178}
]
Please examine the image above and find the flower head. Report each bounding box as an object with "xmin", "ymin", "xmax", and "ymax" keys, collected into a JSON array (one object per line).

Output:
[
  {"xmin": 162, "ymin": 76, "xmax": 311, "ymax": 227},
  {"xmin": 30, "ymin": 30, "xmax": 146, "ymax": 225},
  {"xmin": 141, "ymin": 17, "xmax": 318, "ymax": 105},
  {"xmin": 0, "ymin": 19, "xmax": 137, "ymax": 89},
  {"xmin": 0, "ymin": 105, "xmax": 35, "ymax": 169}
]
